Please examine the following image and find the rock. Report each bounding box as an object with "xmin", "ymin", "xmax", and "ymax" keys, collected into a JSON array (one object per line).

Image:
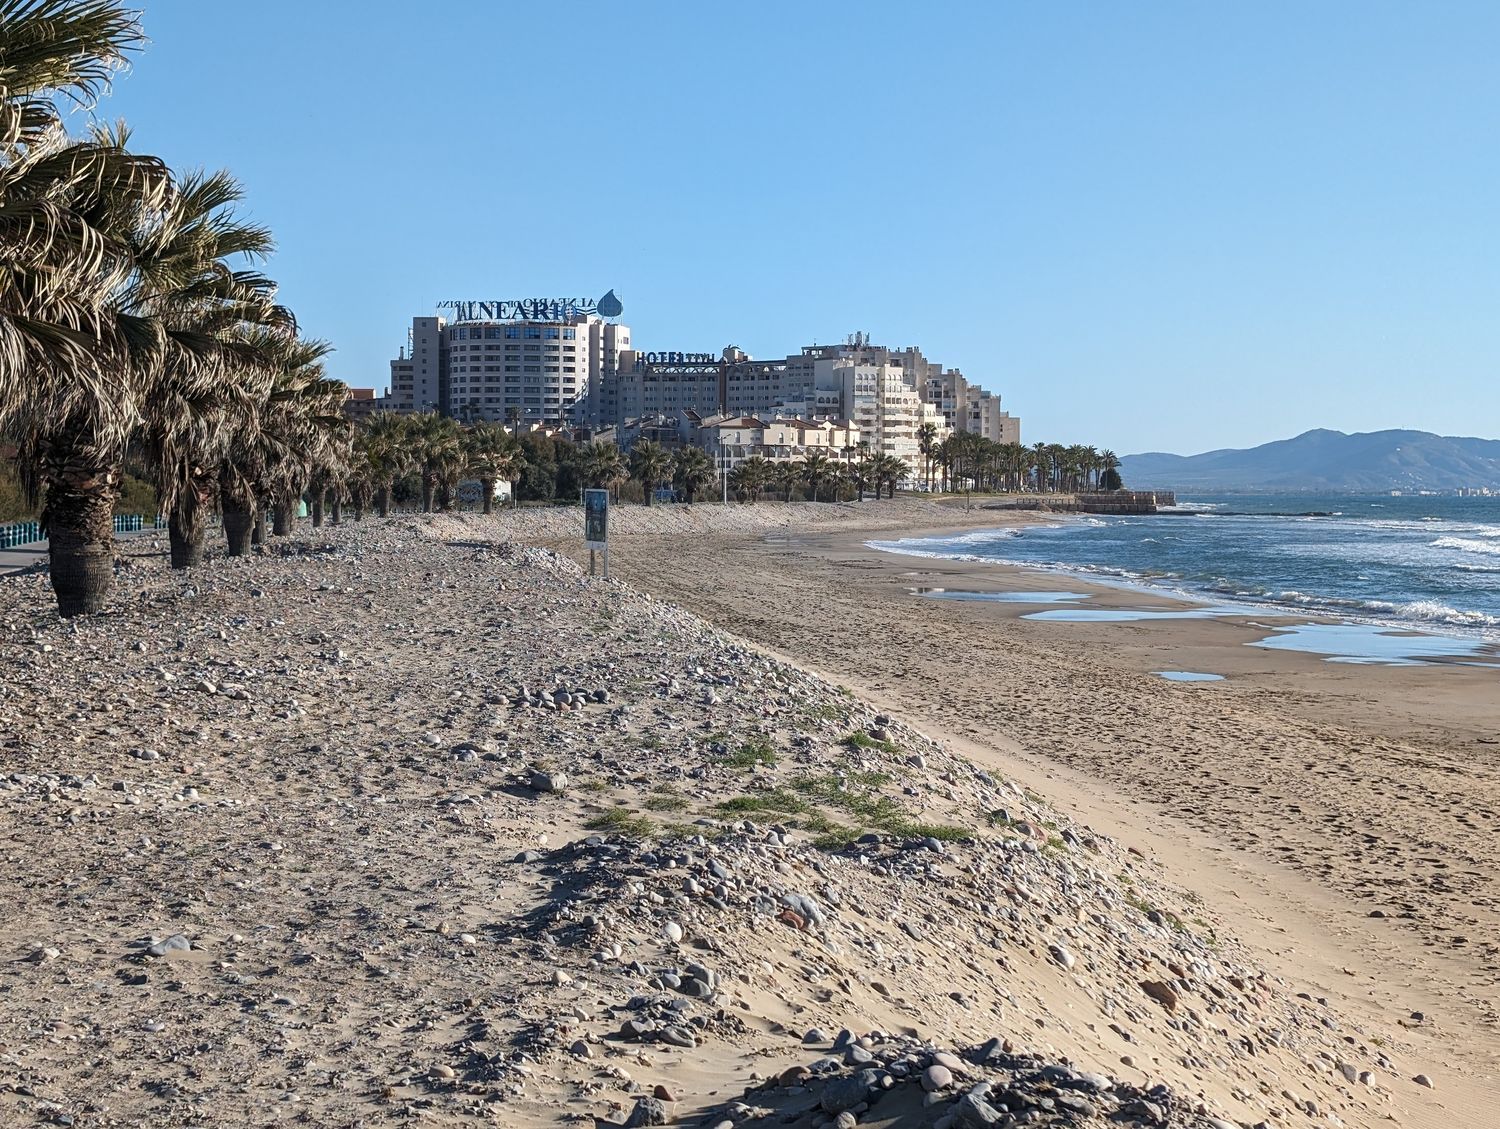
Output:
[
  {"xmin": 1049, "ymin": 943, "xmax": 1076, "ymax": 970},
  {"xmin": 835, "ymin": 1113, "xmax": 858, "ymax": 1129},
  {"xmin": 427, "ymin": 1064, "xmax": 455, "ymax": 1082},
  {"xmin": 1140, "ymin": 979, "xmax": 1179, "ymax": 1012},
  {"xmin": 145, "ymin": 934, "xmax": 191, "ymax": 957},
  {"xmin": 933, "ymin": 1051, "xmax": 963, "ymax": 1073},
  {"xmin": 803, "ymin": 1028, "xmax": 831, "ymax": 1044},
  {"xmin": 569, "ymin": 1039, "xmax": 592, "ymax": 1057},
  {"xmin": 529, "ymin": 768, "xmax": 567, "ymax": 793},
  {"xmin": 624, "ymin": 1096, "xmax": 667, "ymax": 1127},
  {"xmin": 192, "ymin": 679, "xmax": 216, "ymax": 694},
  {"xmin": 652, "ymin": 1084, "xmax": 676, "ymax": 1102},
  {"xmin": 659, "ymin": 1026, "xmax": 696, "ymax": 1048},
  {"xmin": 662, "ymin": 921, "xmax": 683, "ymax": 944},
  {"xmin": 923, "ymin": 1064, "xmax": 953, "ymax": 1091},
  {"xmin": 820, "ymin": 1069, "xmax": 879, "ymax": 1113},
  {"xmin": 1413, "ymin": 1073, "xmax": 1434, "ymax": 1089},
  {"xmin": 951, "ymin": 1092, "xmax": 1004, "ymax": 1127}
]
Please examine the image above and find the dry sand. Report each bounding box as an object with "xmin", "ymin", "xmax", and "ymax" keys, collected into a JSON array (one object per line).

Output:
[{"xmin": 0, "ymin": 499, "xmax": 1493, "ymax": 1128}]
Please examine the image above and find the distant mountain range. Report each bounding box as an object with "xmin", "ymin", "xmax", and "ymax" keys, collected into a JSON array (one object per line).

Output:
[{"xmin": 1120, "ymin": 429, "xmax": 1500, "ymax": 492}]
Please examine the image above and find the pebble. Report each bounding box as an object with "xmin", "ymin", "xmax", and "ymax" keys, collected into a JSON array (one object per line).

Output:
[
  {"xmin": 1413, "ymin": 1073, "xmax": 1434, "ymax": 1089},
  {"xmin": 923, "ymin": 1064, "xmax": 953, "ymax": 1091},
  {"xmin": 662, "ymin": 921, "xmax": 683, "ymax": 944}
]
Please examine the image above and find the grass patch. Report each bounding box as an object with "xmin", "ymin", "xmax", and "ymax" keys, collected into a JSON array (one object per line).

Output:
[
  {"xmin": 803, "ymin": 703, "xmax": 845, "ymax": 723},
  {"xmin": 842, "ymin": 731, "xmax": 897, "ymax": 756},
  {"xmin": 715, "ymin": 789, "xmax": 809, "ymax": 817},
  {"xmin": 716, "ymin": 738, "xmax": 778, "ymax": 770},
  {"xmin": 585, "ymin": 809, "xmax": 657, "ymax": 837},
  {"xmin": 645, "ymin": 787, "xmax": 690, "ymax": 812},
  {"xmin": 575, "ymin": 779, "xmax": 608, "ymax": 793}
]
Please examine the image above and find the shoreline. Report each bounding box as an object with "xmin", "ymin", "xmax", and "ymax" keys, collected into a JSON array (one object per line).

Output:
[
  {"xmin": 864, "ymin": 519, "xmax": 1500, "ymax": 651},
  {"xmin": 591, "ymin": 507, "xmax": 1500, "ymax": 1121}
]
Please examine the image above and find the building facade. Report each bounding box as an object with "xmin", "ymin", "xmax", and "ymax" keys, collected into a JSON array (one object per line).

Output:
[
  {"xmin": 386, "ymin": 293, "xmax": 631, "ymax": 426},
  {"xmin": 380, "ymin": 297, "xmax": 1019, "ymax": 457}
]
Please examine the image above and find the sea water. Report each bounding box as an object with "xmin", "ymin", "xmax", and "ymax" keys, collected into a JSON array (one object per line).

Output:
[{"xmin": 870, "ymin": 493, "xmax": 1500, "ymax": 639}]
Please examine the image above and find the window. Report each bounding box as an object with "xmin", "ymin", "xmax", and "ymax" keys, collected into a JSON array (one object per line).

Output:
[
  {"xmin": 504, "ymin": 365, "xmax": 520, "ymax": 372},
  {"xmin": 485, "ymin": 327, "xmax": 502, "ymax": 339},
  {"xmin": 562, "ymin": 328, "xmax": 576, "ymax": 340},
  {"xmin": 544, "ymin": 327, "xmax": 560, "ymax": 339},
  {"xmin": 504, "ymin": 327, "xmax": 520, "ymax": 339},
  {"xmin": 524, "ymin": 327, "xmax": 541, "ymax": 339},
  {"xmin": 523, "ymin": 365, "xmax": 540, "ymax": 373}
]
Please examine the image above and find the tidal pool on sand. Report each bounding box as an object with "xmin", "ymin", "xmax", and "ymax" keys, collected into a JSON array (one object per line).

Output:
[
  {"xmin": 1153, "ymin": 671, "xmax": 1225, "ymax": 682},
  {"xmin": 1249, "ymin": 623, "xmax": 1500, "ymax": 667},
  {"xmin": 911, "ymin": 588, "xmax": 1092, "ymax": 604},
  {"xmin": 1023, "ymin": 606, "xmax": 1248, "ymax": 623}
]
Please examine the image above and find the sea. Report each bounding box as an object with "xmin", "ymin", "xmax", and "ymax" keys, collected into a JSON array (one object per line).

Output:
[{"xmin": 870, "ymin": 494, "xmax": 1500, "ymax": 642}]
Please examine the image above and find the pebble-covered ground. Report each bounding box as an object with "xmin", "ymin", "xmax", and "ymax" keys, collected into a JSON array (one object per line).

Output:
[{"xmin": 0, "ymin": 516, "xmax": 1422, "ymax": 1127}]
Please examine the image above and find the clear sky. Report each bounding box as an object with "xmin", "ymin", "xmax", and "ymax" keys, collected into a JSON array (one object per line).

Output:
[{"xmin": 97, "ymin": 1, "xmax": 1500, "ymax": 454}]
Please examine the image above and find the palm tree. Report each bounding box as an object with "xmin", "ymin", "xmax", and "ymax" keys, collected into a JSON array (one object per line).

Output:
[
  {"xmin": 802, "ymin": 450, "xmax": 834, "ymax": 502},
  {"xmin": 0, "ymin": 7, "xmax": 177, "ymax": 613},
  {"xmin": 872, "ymin": 454, "xmax": 909, "ymax": 499},
  {"xmin": 772, "ymin": 459, "xmax": 802, "ymax": 502},
  {"xmin": 406, "ymin": 413, "xmax": 462, "ymax": 513},
  {"xmin": 629, "ymin": 439, "xmax": 673, "ymax": 506},
  {"xmin": 671, "ymin": 446, "xmax": 714, "ymax": 503},
  {"xmin": 358, "ymin": 412, "xmax": 411, "ymax": 517},
  {"xmin": 916, "ymin": 421, "xmax": 938, "ymax": 491},
  {"xmin": 220, "ymin": 335, "xmax": 343, "ymax": 547},
  {"xmin": 579, "ymin": 440, "xmax": 629, "ymax": 500},
  {"xmin": 464, "ymin": 421, "xmax": 522, "ymax": 514},
  {"xmin": 734, "ymin": 455, "xmax": 773, "ymax": 502},
  {"xmin": 131, "ymin": 168, "xmax": 288, "ymax": 568},
  {"xmin": 851, "ymin": 455, "xmax": 875, "ymax": 502}
]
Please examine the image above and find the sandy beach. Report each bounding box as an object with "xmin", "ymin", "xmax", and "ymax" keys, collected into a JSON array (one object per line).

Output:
[
  {"xmin": 1, "ymin": 500, "xmax": 1494, "ymax": 1128},
  {"xmin": 568, "ymin": 501, "xmax": 1500, "ymax": 1119}
]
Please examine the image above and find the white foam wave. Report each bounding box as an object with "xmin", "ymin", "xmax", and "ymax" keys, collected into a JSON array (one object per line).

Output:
[{"xmin": 1432, "ymin": 536, "xmax": 1500, "ymax": 557}]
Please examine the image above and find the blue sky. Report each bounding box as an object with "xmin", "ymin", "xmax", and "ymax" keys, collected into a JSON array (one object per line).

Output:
[{"xmin": 98, "ymin": 1, "xmax": 1500, "ymax": 454}]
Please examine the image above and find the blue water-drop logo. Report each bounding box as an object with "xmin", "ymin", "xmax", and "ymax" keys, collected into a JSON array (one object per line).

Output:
[{"xmin": 597, "ymin": 289, "xmax": 623, "ymax": 318}]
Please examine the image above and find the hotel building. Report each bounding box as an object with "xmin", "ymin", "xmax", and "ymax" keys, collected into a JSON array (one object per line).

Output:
[{"xmin": 386, "ymin": 294, "xmax": 630, "ymax": 426}]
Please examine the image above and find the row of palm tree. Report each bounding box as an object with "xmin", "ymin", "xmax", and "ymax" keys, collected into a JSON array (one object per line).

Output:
[
  {"xmin": 723, "ymin": 449, "xmax": 910, "ymax": 502},
  {"xmin": 0, "ymin": 2, "xmax": 353, "ymax": 615},
  {"xmin": 930, "ymin": 434, "xmax": 1122, "ymax": 494}
]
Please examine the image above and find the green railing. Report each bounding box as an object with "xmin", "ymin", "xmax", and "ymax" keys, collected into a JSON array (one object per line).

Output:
[
  {"xmin": 1, "ymin": 514, "xmax": 163, "ymax": 550},
  {"xmin": 0, "ymin": 520, "xmax": 41, "ymax": 549}
]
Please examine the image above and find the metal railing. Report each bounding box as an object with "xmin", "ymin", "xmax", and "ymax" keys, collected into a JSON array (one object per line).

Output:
[
  {"xmin": 1, "ymin": 514, "xmax": 164, "ymax": 550},
  {"xmin": 0, "ymin": 520, "xmax": 41, "ymax": 549}
]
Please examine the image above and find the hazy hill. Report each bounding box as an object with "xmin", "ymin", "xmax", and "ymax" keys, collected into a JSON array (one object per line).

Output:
[{"xmin": 1121, "ymin": 429, "xmax": 1500, "ymax": 492}]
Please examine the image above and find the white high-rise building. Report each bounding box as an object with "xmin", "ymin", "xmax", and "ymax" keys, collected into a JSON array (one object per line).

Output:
[{"xmin": 386, "ymin": 292, "xmax": 630, "ymax": 426}]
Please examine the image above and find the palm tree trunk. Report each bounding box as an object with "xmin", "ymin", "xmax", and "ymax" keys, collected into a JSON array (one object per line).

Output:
[
  {"xmin": 168, "ymin": 504, "xmax": 205, "ymax": 569},
  {"xmin": 252, "ymin": 510, "xmax": 267, "ymax": 545},
  {"xmin": 481, "ymin": 478, "xmax": 496, "ymax": 515},
  {"xmin": 44, "ymin": 470, "xmax": 117, "ymax": 618},
  {"xmin": 310, "ymin": 493, "xmax": 324, "ymax": 528},
  {"xmin": 421, "ymin": 475, "xmax": 435, "ymax": 513},
  {"xmin": 222, "ymin": 502, "xmax": 253, "ymax": 556},
  {"xmin": 331, "ymin": 495, "xmax": 343, "ymax": 524},
  {"xmin": 273, "ymin": 488, "xmax": 296, "ymax": 535},
  {"xmin": 376, "ymin": 485, "xmax": 391, "ymax": 518}
]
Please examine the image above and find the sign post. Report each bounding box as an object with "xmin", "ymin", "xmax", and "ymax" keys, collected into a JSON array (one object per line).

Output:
[{"xmin": 584, "ymin": 489, "xmax": 609, "ymax": 577}]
